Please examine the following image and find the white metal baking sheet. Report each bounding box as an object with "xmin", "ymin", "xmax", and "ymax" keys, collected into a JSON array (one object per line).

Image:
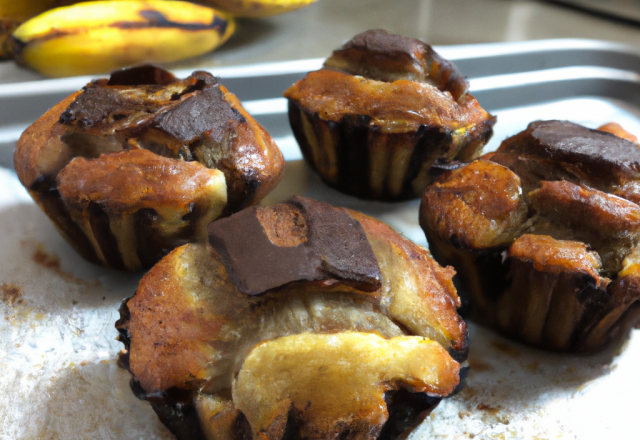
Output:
[
  {"xmin": 1, "ymin": 96, "xmax": 637, "ymax": 440},
  {"xmin": 3, "ymin": 40, "xmax": 640, "ymax": 439}
]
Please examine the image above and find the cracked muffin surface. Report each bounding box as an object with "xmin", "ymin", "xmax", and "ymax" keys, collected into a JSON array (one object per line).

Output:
[
  {"xmin": 117, "ymin": 196, "xmax": 468, "ymax": 440},
  {"xmin": 284, "ymin": 29, "xmax": 495, "ymax": 201},
  {"xmin": 14, "ymin": 65, "xmax": 284, "ymax": 270},
  {"xmin": 421, "ymin": 120, "xmax": 640, "ymax": 352}
]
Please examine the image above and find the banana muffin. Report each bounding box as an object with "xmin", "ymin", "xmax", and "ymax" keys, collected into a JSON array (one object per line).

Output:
[
  {"xmin": 284, "ymin": 29, "xmax": 495, "ymax": 201},
  {"xmin": 14, "ymin": 65, "xmax": 284, "ymax": 270},
  {"xmin": 117, "ymin": 196, "xmax": 469, "ymax": 440},
  {"xmin": 420, "ymin": 120, "xmax": 640, "ymax": 352}
]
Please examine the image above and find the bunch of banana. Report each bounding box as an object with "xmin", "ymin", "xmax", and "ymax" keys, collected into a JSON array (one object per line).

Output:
[
  {"xmin": 7, "ymin": 1, "xmax": 235, "ymax": 77},
  {"xmin": 197, "ymin": 0, "xmax": 318, "ymax": 17}
]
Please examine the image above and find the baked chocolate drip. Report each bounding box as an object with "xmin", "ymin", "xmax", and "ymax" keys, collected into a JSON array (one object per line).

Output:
[
  {"xmin": 324, "ymin": 29, "xmax": 468, "ymax": 102},
  {"xmin": 107, "ymin": 64, "xmax": 178, "ymax": 86},
  {"xmin": 379, "ymin": 391, "xmax": 441, "ymax": 440},
  {"xmin": 208, "ymin": 196, "xmax": 382, "ymax": 295}
]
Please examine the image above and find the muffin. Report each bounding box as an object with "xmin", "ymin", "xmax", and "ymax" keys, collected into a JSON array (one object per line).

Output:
[
  {"xmin": 284, "ymin": 29, "xmax": 495, "ymax": 201},
  {"xmin": 420, "ymin": 120, "xmax": 640, "ymax": 352},
  {"xmin": 14, "ymin": 65, "xmax": 284, "ymax": 270},
  {"xmin": 116, "ymin": 196, "xmax": 468, "ymax": 440}
]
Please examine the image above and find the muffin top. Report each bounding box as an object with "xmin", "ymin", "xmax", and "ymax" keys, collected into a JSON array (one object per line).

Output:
[
  {"xmin": 323, "ymin": 28, "xmax": 468, "ymax": 101},
  {"xmin": 284, "ymin": 29, "xmax": 492, "ymax": 134},
  {"xmin": 16, "ymin": 65, "xmax": 284, "ymax": 213},
  {"xmin": 423, "ymin": 120, "xmax": 640, "ymax": 276}
]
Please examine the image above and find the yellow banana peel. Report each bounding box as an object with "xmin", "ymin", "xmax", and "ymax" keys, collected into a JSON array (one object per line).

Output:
[
  {"xmin": 0, "ymin": 0, "xmax": 59, "ymax": 58},
  {"xmin": 196, "ymin": 0, "xmax": 318, "ymax": 18},
  {"xmin": 9, "ymin": 0, "xmax": 235, "ymax": 77},
  {"xmin": 0, "ymin": 0, "xmax": 60, "ymax": 20}
]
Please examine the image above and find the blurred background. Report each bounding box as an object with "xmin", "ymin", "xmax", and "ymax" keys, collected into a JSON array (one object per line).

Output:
[{"xmin": 3, "ymin": 0, "xmax": 640, "ymax": 83}]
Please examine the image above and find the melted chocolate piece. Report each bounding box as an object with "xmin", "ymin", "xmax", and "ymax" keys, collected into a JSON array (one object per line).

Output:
[
  {"xmin": 337, "ymin": 28, "xmax": 425, "ymax": 69},
  {"xmin": 207, "ymin": 196, "xmax": 382, "ymax": 295},
  {"xmin": 529, "ymin": 120, "xmax": 640, "ymax": 167},
  {"xmin": 495, "ymin": 120, "xmax": 640, "ymax": 189},
  {"xmin": 107, "ymin": 65, "xmax": 177, "ymax": 86},
  {"xmin": 59, "ymin": 81, "xmax": 125, "ymax": 127},
  {"xmin": 152, "ymin": 82, "xmax": 243, "ymax": 142},
  {"xmin": 325, "ymin": 29, "xmax": 468, "ymax": 102},
  {"xmin": 59, "ymin": 70, "xmax": 243, "ymax": 143}
]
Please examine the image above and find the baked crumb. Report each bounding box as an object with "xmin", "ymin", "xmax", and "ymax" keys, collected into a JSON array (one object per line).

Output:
[{"xmin": 1, "ymin": 283, "xmax": 21, "ymax": 306}]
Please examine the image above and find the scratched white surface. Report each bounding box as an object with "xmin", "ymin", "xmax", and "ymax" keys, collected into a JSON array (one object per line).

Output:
[
  {"xmin": 0, "ymin": 168, "xmax": 171, "ymax": 439},
  {"xmin": 2, "ymin": 97, "xmax": 640, "ymax": 439}
]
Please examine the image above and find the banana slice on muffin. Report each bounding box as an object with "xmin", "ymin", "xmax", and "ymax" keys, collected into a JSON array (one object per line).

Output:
[
  {"xmin": 14, "ymin": 65, "xmax": 284, "ymax": 270},
  {"xmin": 117, "ymin": 196, "xmax": 468, "ymax": 440},
  {"xmin": 421, "ymin": 120, "xmax": 640, "ymax": 352}
]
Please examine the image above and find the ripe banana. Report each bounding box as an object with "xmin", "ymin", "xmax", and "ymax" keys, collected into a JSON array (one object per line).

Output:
[
  {"xmin": 0, "ymin": 0, "xmax": 59, "ymax": 58},
  {"xmin": 8, "ymin": 1, "xmax": 235, "ymax": 77},
  {"xmin": 197, "ymin": 0, "xmax": 318, "ymax": 18},
  {"xmin": 0, "ymin": 0, "xmax": 61, "ymax": 20}
]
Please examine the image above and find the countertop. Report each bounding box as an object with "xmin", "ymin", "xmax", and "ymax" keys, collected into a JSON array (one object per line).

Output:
[{"xmin": 2, "ymin": 0, "xmax": 640, "ymax": 83}]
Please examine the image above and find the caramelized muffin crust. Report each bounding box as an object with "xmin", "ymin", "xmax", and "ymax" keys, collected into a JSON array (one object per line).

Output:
[{"xmin": 285, "ymin": 69, "xmax": 490, "ymax": 132}]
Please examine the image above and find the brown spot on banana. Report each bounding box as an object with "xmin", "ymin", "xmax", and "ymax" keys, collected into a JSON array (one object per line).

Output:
[{"xmin": 112, "ymin": 9, "xmax": 229, "ymax": 34}]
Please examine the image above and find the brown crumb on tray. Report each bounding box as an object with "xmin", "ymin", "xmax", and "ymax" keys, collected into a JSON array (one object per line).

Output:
[
  {"xmin": 476, "ymin": 403, "xmax": 498, "ymax": 412},
  {"xmin": 32, "ymin": 245, "xmax": 60, "ymax": 269},
  {"xmin": 490, "ymin": 341, "xmax": 522, "ymax": 357},
  {"xmin": 476, "ymin": 404, "xmax": 510, "ymax": 425},
  {"xmin": 31, "ymin": 243, "xmax": 101, "ymax": 288},
  {"xmin": 1, "ymin": 283, "xmax": 21, "ymax": 306},
  {"xmin": 467, "ymin": 358, "xmax": 494, "ymax": 372}
]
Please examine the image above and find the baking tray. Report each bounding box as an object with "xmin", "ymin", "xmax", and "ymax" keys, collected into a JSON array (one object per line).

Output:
[
  {"xmin": 2, "ymin": 39, "xmax": 640, "ymax": 439},
  {"xmin": 546, "ymin": 0, "xmax": 640, "ymax": 25}
]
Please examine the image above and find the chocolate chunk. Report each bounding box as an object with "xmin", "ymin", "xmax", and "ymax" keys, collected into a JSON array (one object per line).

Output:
[
  {"xmin": 530, "ymin": 120, "xmax": 640, "ymax": 164},
  {"xmin": 58, "ymin": 70, "xmax": 244, "ymax": 144},
  {"xmin": 337, "ymin": 28, "xmax": 425, "ymax": 68},
  {"xmin": 107, "ymin": 65, "xmax": 177, "ymax": 86},
  {"xmin": 324, "ymin": 29, "xmax": 468, "ymax": 102},
  {"xmin": 498, "ymin": 120, "xmax": 640, "ymax": 186},
  {"xmin": 207, "ymin": 196, "xmax": 382, "ymax": 295},
  {"xmin": 152, "ymin": 83, "xmax": 243, "ymax": 143},
  {"xmin": 59, "ymin": 81, "xmax": 125, "ymax": 127}
]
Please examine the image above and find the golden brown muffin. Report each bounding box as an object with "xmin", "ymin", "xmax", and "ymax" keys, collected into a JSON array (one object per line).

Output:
[
  {"xmin": 284, "ymin": 29, "xmax": 495, "ymax": 201},
  {"xmin": 14, "ymin": 65, "xmax": 284, "ymax": 270},
  {"xmin": 420, "ymin": 120, "xmax": 640, "ymax": 352},
  {"xmin": 116, "ymin": 196, "xmax": 468, "ymax": 440}
]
